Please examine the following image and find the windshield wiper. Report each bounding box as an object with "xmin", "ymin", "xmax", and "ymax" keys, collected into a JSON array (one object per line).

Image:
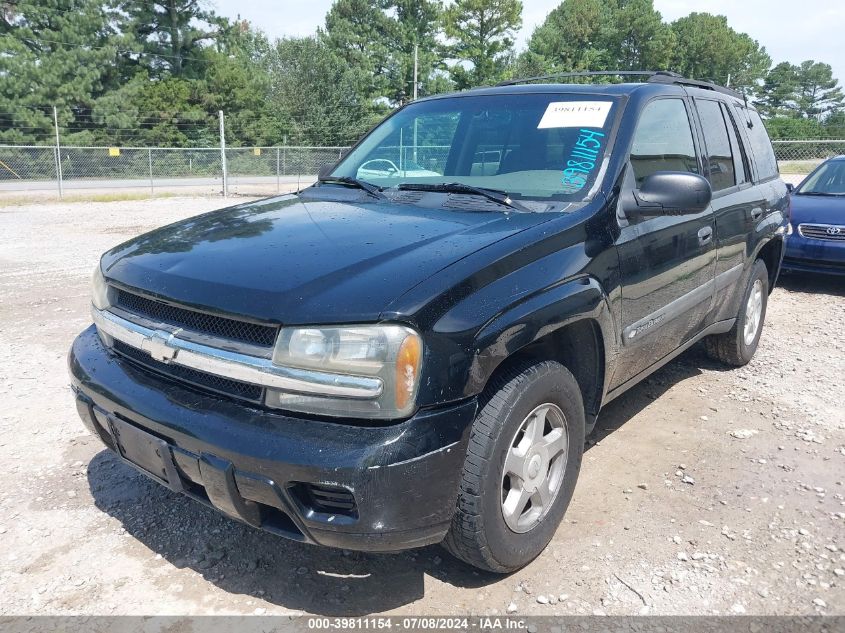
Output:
[
  {"xmin": 396, "ymin": 182, "xmax": 532, "ymax": 212},
  {"xmin": 798, "ymin": 191, "xmax": 845, "ymax": 196},
  {"xmin": 317, "ymin": 176, "xmax": 386, "ymax": 200}
]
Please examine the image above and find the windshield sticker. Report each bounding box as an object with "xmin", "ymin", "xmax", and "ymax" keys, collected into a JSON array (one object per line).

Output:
[
  {"xmin": 561, "ymin": 128, "xmax": 605, "ymax": 194},
  {"xmin": 537, "ymin": 101, "xmax": 613, "ymax": 129}
]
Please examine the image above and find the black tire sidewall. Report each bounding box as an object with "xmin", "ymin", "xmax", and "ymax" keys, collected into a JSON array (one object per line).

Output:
[{"xmin": 477, "ymin": 363, "xmax": 585, "ymax": 571}]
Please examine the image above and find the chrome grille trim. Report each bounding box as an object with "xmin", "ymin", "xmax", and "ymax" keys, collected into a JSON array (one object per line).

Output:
[
  {"xmin": 93, "ymin": 308, "xmax": 384, "ymax": 399},
  {"xmin": 112, "ymin": 339, "xmax": 264, "ymax": 403},
  {"xmin": 798, "ymin": 223, "xmax": 845, "ymax": 241}
]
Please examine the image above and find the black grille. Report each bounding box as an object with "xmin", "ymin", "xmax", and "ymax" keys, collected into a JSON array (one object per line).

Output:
[
  {"xmin": 112, "ymin": 339, "xmax": 264, "ymax": 403},
  {"xmin": 115, "ymin": 289, "xmax": 278, "ymax": 347}
]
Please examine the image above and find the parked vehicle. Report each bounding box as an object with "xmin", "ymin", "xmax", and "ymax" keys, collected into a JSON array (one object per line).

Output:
[
  {"xmin": 782, "ymin": 156, "xmax": 845, "ymax": 275},
  {"xmin": 69, "ymin": 71, "xmax": 789, "ymax": 573}
]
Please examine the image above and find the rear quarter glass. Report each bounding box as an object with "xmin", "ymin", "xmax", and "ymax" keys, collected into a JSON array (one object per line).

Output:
[{"xmin": 331, "ymin": 93, "xmax": 621, "ymax": 202}]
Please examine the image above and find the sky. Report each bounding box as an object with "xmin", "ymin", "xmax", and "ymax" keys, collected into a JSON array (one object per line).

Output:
[{"xmin": 211, "ymin": 0, "xmax": 845, "ymax": 85}]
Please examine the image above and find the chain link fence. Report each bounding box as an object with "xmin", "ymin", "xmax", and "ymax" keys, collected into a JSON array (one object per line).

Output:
[
  {"xmin": 0, "ymin": 145, "xmax": 351, "ymax": 197},
  {"xmin": 771, "ymin": 139, "xmax": 845, "ymax": 174},
  {"xmin": 1, "ymin": 141, "xmax": 843, "ymax": 197}
]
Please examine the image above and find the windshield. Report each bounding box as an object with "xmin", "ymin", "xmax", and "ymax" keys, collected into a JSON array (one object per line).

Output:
[
  {"xmin": 797, "ymin": 160, "xmax": 845, "ymax": 195},
  {"xmin": 330, "ymin": 93, "xmax": 619, "ymax": 201}
]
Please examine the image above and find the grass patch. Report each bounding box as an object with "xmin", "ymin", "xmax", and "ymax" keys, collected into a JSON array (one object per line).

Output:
[
  {"xmin": 778, "ymin": 161, "xmax": 819, "ymax": 175},
  {"xmin": 0, "ymin": 191, "xmax": 203, "ymax": 207}
]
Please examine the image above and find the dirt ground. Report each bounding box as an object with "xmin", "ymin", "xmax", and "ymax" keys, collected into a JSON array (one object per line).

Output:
[{"xmin": 0, "ymin": 195, "xmax": 842, "ymax": 617}]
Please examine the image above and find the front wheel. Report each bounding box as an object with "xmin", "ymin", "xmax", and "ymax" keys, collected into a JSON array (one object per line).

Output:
[
  {"xmin": 704, "ymin": 258, "xmax": 769, "ymax": 366},
  {"xmin": 442, "ymin": 361, "xmax": 585, "ymax": 573}
]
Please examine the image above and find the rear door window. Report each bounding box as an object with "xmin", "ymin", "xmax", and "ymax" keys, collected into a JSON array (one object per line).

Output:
[
  {"xmin": 630, "ymin": 99, "xmax": 700, "ymax": 185},
  {"xmin": 695, "ymin": 99, "xmax": 736, "ymax": 191},
  {"xmin": 722, "ymin": 103, "xmax": 750, "ymax": 185}
]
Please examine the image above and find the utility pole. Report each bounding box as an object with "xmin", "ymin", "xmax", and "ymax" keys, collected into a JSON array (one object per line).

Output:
[
  {"xmin": 413, "ymin": 44, "xmax": 418, "ymax": 101},
  {"xmin": 219, "ymin": 110, "xmax": 228, "ymax": 197},
  {"xmin": 53, "ymin": 106, "xmax": 63, "ymax": 198},
  {"xmin": 412, "ymin": 44, "xmax": 419, "ymax": 164}
]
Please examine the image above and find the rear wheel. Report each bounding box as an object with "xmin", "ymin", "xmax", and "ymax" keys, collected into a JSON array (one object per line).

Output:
[
  {"xmin": 442, "ymin": 360, "xmax": 585, "ymax": 573},
  {"xmin": 704, "ymin": 259, "xmax": 769, "ymax": 366}
]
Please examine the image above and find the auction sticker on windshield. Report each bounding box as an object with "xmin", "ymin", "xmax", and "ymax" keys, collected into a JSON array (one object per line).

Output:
[
  {"xmin": 537, "ymin": 101, "xmax": 613, "ymax": 129},
  {"xmin": 561, "ymin": 128, "xmax": 606, "ymax": 194}
]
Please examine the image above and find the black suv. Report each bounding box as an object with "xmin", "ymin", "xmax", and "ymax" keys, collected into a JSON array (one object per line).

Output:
[{"xmin": 69, "ymin": 72, "xmax": 789, "ymax": 573}]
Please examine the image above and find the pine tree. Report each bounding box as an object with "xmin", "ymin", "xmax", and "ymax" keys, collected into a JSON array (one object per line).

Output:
[
  {"xmin": 671, "ymin": 13, "xmax": 771, "ymax": 89},
  {"xmin": 0, "ymin": 0, "xmax": 123, "ymax": 144},
  {"xmin": 114, "ymin": 0, "xmax": 231, "ymax": 78},
  {"xmin": 523, "ymin": 0, "xmax": 618, "ymax": 73},
  {"xmin": 613, "ymin": 0, "xmax": 675, "ymax": 71},
  {"xmin": 793, "ymin": 61, "xmax": 844, "ymax": 121},
  {"xmin": 386, "ymin": 0, "xmax": 444, "ymax": 103},
  {"xmin": 443, "ymin": 0, "xmax": 522, "ymax": 89},
  {"xmin": 322, "ymin": 0, "xmax": 395, "ymax": 99}
]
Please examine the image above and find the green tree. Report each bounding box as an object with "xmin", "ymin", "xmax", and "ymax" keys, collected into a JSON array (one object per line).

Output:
[
  {"xmin": 0, "ymin": 0, "xmax": 124, "ymax": 144},
  {"xmin": 757, "ymin": 62, "xmax": 800, "ymax": 118},
  {"xmin": 267, "ymin": 36, "xmax": 385, "ymax": 146},
  {"xmin": 763, "ymin": 116, "xmax": 825, "ymax": 140},
  {"xmin": 443, "ymin": 0, "xmax": 523, "ymax": 89},
  {"xmin": 322, "ymin": 0, "xmax": 395, "ymax": 99},
  {"xmin": 793, "ymin": 61, "xmax": 844, "ymax": 121},
  {"xmin": 613, "ymin": 0, "xmax": 675, "ymax": 71},
  {"xmin": 671, "ymin": 13, "xmax": 770, "ymax": 89},
  {"xmin": 524, "ymin": 0, "xmax": 616, "ymax": 73},
  {"xmin": 385, "ymin": 0, "xmax": 444, "ymax": 103},
  {"xmin": 115, "ymin": 0, "xmax": 231, "ymax": 78},
  {"xmin": 85, "ymin": 25, "xmax": 280, "ymax": 147}
]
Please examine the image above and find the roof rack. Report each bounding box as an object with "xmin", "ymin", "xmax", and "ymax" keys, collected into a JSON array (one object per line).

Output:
[{"xmin": 497, "ymin": 70, "xmax": 745, "ymax": 100}]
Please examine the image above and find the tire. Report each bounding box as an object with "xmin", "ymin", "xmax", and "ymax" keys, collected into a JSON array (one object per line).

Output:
[
  {"xmin": 704, "ymin": 258, "xmax": 769, "ymax": 366},
  {"xmin": 442, "ymin": 360, "xmax": 585, "ymax": 573}
]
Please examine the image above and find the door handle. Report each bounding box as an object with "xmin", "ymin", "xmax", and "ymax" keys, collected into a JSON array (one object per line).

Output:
[
  {"xmin": 751, "ymin": 207, "xmax": 763, "ymax": 221},
  {"xmin": 698, "ymin": 226, "xmax": 713, "ymax": 245}
]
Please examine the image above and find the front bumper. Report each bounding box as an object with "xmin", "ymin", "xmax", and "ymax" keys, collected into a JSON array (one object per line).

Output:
[
  {"xmin": 69, "ymin": 326, "xmax": 477, "ymax": 552},
  {"xmin": 783, "ymin": 231, "xmax": 845, "ymax": 275}
]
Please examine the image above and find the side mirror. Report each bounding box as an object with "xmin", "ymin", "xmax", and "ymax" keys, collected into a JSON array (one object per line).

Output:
[
  {"xmin": 625, "ymin": 171, "xmax": 712, "ymax": 217},
  {"xmin": 317, "ymin": 163, "xmax": 334, "ymax": 181},
  {"xmin": 785, "ymin": 183, "xmax": 795, "ymax": 193}
]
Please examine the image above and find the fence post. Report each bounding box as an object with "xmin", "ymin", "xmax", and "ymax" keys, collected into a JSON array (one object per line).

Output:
[
  {"xmin": 52, "ymin": 106, "xmax": 63, "ymax": 198},
  {"xmin": 148, "ymin": 148, "xmax": 154, "ymax": 196},
  {"xmin": 219, "ymin": 110, "xmax": 228, "ymax": 197},
  {"xmin": 275, "ymin": 147, "xmax": 280, "ymax": 193}
]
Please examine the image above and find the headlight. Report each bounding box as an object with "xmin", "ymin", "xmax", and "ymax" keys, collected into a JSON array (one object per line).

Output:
[
  {"xmin": 266, "ymin": 324, "xmax": 423, "ymax": 419},
  {"xmin": 91, "ymin": 264, "xmax": 113, "ymax": 310}
]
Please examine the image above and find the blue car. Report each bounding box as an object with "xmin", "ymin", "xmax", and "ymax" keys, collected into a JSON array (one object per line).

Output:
[{"xmin": 783, "ymin": 156, "xmax": 845, "ymax": 275}]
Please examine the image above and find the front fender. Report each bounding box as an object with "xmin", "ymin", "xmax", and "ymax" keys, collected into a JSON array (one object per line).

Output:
[{"xmin": 467, "ymin": 275, "xmax": 616, "ymax": 398}]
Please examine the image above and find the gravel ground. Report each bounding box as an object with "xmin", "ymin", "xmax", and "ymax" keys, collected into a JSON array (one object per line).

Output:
[{"xmin": 0, "ymin": 195, "xmax": 842, "ymax": 616}]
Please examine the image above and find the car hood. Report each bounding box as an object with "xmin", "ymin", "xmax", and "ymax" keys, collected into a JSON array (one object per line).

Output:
[
  {"xmin": 102, "ymin": 194, "xmax": 552, "ymax": 325},
  {"xmin": 791, "ymin": 193, "xmax": 845, "ymax": 226}
]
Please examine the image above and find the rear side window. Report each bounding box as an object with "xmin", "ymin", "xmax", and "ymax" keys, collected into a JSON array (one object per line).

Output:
[
  {"xmin": 695, "ymin": 99, "xmax": 736, "ymax": 191},
  {"xmin": 630, "ymin": 99, "xmax": 699, "ymax": 185},
  {"xmin": 736, "ymin": 107, "xmax": 779, "ymax": 181}
]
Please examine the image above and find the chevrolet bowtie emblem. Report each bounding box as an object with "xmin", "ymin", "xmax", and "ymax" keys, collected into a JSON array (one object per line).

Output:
[{"xmin": 141, "ymin": 331, "xmax": 178, "ymax": 363}]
